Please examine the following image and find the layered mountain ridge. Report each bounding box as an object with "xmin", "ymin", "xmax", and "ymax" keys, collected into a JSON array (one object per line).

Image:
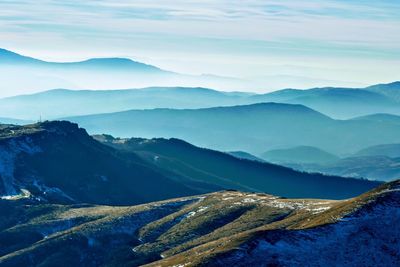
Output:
[
  {"xmin": 67, "ymin": 102, "xmax": 400, "ymax": 155},
  {"xmin": 0, "ymin": 179, "xmax": 398, "ymax": 266},
  {"xmin": 0, "ymin": 121, "xmax": 379, "ymax": 202},
  {"xmin": 1, "ymin": 81, "xmax": 400, "ymax": 120}
]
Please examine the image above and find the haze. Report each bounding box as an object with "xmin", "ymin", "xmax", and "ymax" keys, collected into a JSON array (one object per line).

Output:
[{"xmin": 1, "ymin": 0, "xmax": 400, "ymax": 96}]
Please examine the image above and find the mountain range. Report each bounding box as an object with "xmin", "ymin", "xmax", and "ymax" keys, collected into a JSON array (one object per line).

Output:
[
  {"xmin": 94, "ymin": 134, "xmax": 378, "ymax": 199},
  {"xmin": 0, "ymin": 121, "xmax": 378, "ymax": 202},
  {"xmin": 2, "ymin": 46, "xmax": 400, "ymax": 266},
  {"xmin": 261, "ymin": 146, "xmax": 339, "ymax": 164},
  {"xmin": 0, "ymin": 48, "xmax": 371, "ymax": 95},
  {"xmin": 261, "ymin": 143, "xmax": 400, "ymax": 182},
  {"xmin": 0, "ymin": 48, "xmax": 249, "ymax": 95},
  {"xmin": 65, "ymin": 102, "xmax": 400, "ymax": 155},
  {"xmin": 1, "ymin": 82, "xmax": 400, "ymax": 120},
  {"xmin": 1, "ymin": 48, "xmax": 400, "ymax": 119},
  {"xmin": 0, "ymin": 177, "xmax": 398, "ymax": 266}
]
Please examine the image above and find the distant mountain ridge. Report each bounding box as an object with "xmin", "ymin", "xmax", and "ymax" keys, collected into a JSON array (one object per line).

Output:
[
  {"xmin": 0, "ymin": 48, "xmax": 253, "ymax": 94},
  {"xmin": 1, "ymin": 81, "xmax": 400, "ymax": 120},
  {"xmin": 0, "ymin": 87, "xmax": 249, "ymax": 120},
  {"xmin": 1, "ymin": 47, "xmax": 400, "ymax": 106},
  {"xmin": 0, "ymin": 48, "xmax": 165, "ymax": 72},
  {"xmin": 0, "ymin": 48, "xmax": 42, "ymax": 64},
  {"xmin": 266, "ymin": 143, "xmax": 400, "ymax": 181},
  {"xmin": 248, "ymin": 86, "xmax": 400, "ymax": 119},
  {"xmin": 261, "ymin": 146, "xmax": 339, "ymax": 164},
  {"xmin": 366, "ymin": 81, "xmax": 400, "ymax": 102},
  {"xmin": 66, "ymin": 102, "xmax": 400, "ymax": 155}
]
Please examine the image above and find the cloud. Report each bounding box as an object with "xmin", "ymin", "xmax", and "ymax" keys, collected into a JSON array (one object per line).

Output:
[{"xmin": 0, "ymin": 0, "xmax": 399, "ymax": 87}]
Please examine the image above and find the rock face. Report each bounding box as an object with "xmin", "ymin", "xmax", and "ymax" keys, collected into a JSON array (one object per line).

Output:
[{"xmin": 0, "ymin": 181, "xmax": 399, "ymax": 266}]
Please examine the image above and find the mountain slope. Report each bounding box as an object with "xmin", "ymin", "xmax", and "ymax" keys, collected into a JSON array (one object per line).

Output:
[
  {"xmin": 0, "ymin": 180, "xmax": 398, "ymax": 267},
  {"xmin": 94, "ymin": 135, "xmax": 380, "ymax": 199},
  {"xmin": 0, "ymin": 49, "xmax": 43, "ymax": 64},
  {"xmin": 147, "ymin": 180, "xmax": 400, "ymax": 267},
  {"xmin": 0, "ymin": 121, "xmax": 379, "ymax": 203},
  {"xmin": 228, "ymin": 151, "xmax": 265, "ymax": 162},
  {"xmin": 0, "ymin": 121, "xmax": 220, "ymax": 205},
  {"xmin": 261, "ymin": 146, "xmax": 339, "ymax": 164},
  {"xmin": 67, "ymin": 103, "xmax": 400, "ymax": 155}
]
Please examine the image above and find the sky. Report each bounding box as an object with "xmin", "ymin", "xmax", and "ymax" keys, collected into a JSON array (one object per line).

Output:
[{"xmin": 0, "ymin": 0, "xmax": 400, "ymax": 89}]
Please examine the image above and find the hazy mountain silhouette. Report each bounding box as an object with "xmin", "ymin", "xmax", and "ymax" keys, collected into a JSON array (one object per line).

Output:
[
  {"xmin": 66, "ymin": 103, "xmax": 400, "ymax": 155},
  {"xmin": 0, "ymin": 87, "xmax": 249, "ymax": 120},
  {"xmin": 249, "ymin": 86, "xmax": 400, "ymax": 119},
  {"xmin": 365, "ymin": 81, "xmax": 400, "ymax": 102},
  {"xmin": 228, "ymin": 151, "xmax": 265, "ymax": 162},
  {"xmin": 354, "ymin": 143, "xmax": 400, "ymax": 158},
  {"xmin": 1, "ymin": 80, "xmax": 400, "ymax": 120},
  {"xmin": 0, "ymin": 48, "xmax": 252, "ymax": 95},
  {"xmin": 261, "ymin": 146, "xmax": 339, "ymax": 164},
  {"xmin": 286, "ymin": 156, "xmax": 400, "ymax": 182},
  {"xmin": 267, "ymin": 143, "xmax": 400, "ymax": 182},
  {"xmin": 0, "ymin": 48, "xmax": 165, "ymax": 72},
  {"xmin": 351, "ymin": 113, "xmax": 400, "ymax": 125}
]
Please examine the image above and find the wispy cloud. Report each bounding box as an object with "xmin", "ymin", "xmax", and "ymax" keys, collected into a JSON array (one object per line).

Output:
[{"xmin": 0, "ymin": 0, "xmax": 399, "ymax": 86}]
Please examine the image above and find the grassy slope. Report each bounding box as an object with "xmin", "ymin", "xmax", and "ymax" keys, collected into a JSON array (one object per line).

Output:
[
  {"xmin": 145, "ymin": 180, "xmax": 400, "ymax": 267},
  {"xmin": 1, "ymin": 180, "xmax": 398, "ymax": 266}
]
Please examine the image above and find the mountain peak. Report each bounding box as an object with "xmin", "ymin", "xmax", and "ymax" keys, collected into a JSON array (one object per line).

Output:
[
  {"xmin": 70, "ymin": 57, "xmax": 163, "ymax": 72},
  {"xmin": 81, "ymin": 57, "xmax": 138, "ymax": 65},
  {"xmin": 0, "ymin": 48, "xmax": 165, "ymax": 73},
  {"xmin": 0, "ymin": 48, "xmax": 26, "ymax": 59},
  {"xmin": 367, "ymin": 81, "xmax": 400, "ymax": 89},
  {"xmin": 0, "ymin": 48, "xmax": 42, "ymax": 64}
]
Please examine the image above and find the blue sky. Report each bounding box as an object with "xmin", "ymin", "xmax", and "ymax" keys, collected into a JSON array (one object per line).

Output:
[{"xmin": 0, "ymin": 0, "xmax": 399, "ymax": 88}]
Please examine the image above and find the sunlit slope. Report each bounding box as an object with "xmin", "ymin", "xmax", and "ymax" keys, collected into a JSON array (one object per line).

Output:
[{"xmin": 0, "ymin": 181, "xmax": 398, "ymax": 266}]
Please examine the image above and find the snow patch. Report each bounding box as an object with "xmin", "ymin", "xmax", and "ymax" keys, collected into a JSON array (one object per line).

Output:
[
  {"xmin": 184, "ymin": 206, "xmax": 209, "ymax": 219},
  {"xmin": 0, "ymin": 137, "xmax": 41, "ymax": 196},
  {"xmin": 242, "ymin": 198, "xmax": 257, "ymax": 203},
  {"xmin": 0, "ymin": 188, "xmax": 31, "ymax": 200}
]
